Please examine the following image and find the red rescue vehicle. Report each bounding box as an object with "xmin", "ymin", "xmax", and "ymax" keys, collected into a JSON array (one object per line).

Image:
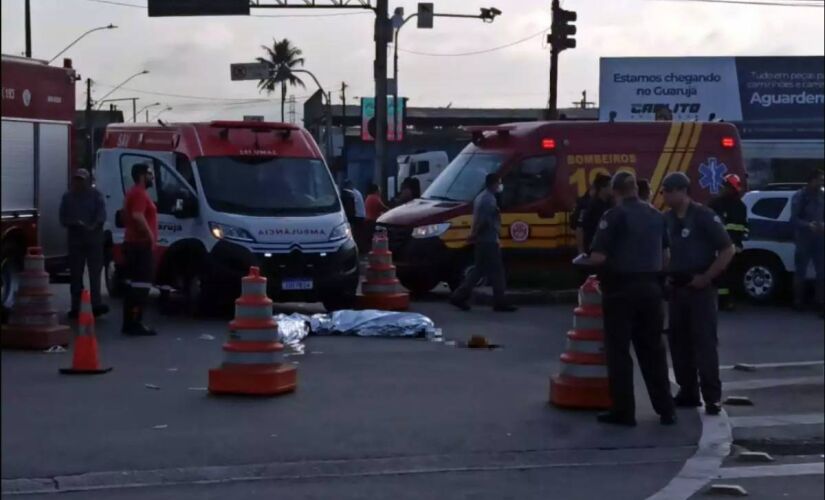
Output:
[
  {"xmin": 377, "ymin": 121, "xmax": 747, "ymax": 293},
  {"xmin": 1, "ymin": 54, "xmax": 78, "ymax": 318}
]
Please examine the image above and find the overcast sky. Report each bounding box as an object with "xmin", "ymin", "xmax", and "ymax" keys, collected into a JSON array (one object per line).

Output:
[{"xmin": 2, "ymin": 0, "xmax": 823, "ymax": 123}]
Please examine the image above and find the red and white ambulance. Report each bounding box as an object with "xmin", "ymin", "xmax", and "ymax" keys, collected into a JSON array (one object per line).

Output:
[
  {"xmin": 96, "ymin": 121, "xmax": 358, "ymax": 312},
  {"xmin": 377, "ymin": 120, "xmax": 747, "ymax": 293},
  {"xmin": 1, "ymin": 54, "xmax": 77, "ymax": 318}
]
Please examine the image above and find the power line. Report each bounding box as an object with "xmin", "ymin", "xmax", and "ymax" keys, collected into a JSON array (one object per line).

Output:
[
  {"xmin": 400, "ymin": 25, "xmax": 551, "ymax": 57},
  {"xmin": 657, "ymin": 0, "xmax": 824, "ymax": 6},
  {"xmin": 84, "ymin": 0, "xmax": 373, "ymax": 17}
]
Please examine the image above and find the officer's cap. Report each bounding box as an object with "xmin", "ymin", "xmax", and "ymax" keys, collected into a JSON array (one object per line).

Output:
[
  {"xmin": 662, "ymin": 172, "xmax": 691, "ymax": 191},
  {"xmin": 73, "ymin": 169, "xmax": 90, "ymax": 180}
]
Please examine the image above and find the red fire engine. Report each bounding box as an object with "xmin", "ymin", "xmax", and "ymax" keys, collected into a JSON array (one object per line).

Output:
[{"xmin": 1, "ymin": 54, "xmax": 78, "ymax": 318}]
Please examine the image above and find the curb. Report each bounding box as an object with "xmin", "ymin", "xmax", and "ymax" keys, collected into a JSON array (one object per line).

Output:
[{"xmin": 471, "ymin": 287, "xmax": 578, "ymax": 306}]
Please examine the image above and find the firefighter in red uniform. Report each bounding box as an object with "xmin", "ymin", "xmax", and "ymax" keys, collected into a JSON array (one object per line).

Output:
[{"xmin": 708, "ymin": 174, "xmax": 749, "ymax": 311}]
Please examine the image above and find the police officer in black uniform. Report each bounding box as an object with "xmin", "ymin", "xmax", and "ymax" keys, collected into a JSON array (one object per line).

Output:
[
  {"xmin": 662, "ymin": 172, "xmax": 736, "ymax": 416},
  {"xmin": 579, "ymin": 172, "xmax": 676, "ymax": 427}
]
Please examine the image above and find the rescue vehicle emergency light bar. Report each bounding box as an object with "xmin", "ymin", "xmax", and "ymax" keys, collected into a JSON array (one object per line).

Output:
[
  {"xmin": 463, "ymin": 125, "xmax": 516, "ymax": 145},
  {"xmin": 210, "ymin": 120, "xmax": 299, "ymax": 140}
]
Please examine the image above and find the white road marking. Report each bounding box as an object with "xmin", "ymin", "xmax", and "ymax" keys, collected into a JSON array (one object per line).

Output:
[
  {"xmin": 728, "ymin": 413, "xmax": 824, "ymax": 428},
  {"xmin": 716, "ymin": 462, "xmax": 824, "ymax": 479},
  {"xmin": 720, "ymin": 361, "xmax": 825, "ymax": 370},
  {"xmin": 644, "ymin": 409, "xmax": 733, "ymax": 500},
  {"xmin": 722, "ymin": 376, "xmax": 824, "ymax": 391}
]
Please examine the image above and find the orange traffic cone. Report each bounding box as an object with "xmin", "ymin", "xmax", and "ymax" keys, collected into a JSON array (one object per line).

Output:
[
  {"xmin": 208, "ymin": 267, "xmax": 297, "ymax": 396},
  {"xmin": 549, "ymin": 276, "xmax": 611, "ymax": 409},
  {"xmin": 60, "ymin": 289, "xmax": 112, "ymax": 375},
  {"xmin": 356, "ymin": 228, "xmax": 410, "ymax": 311},
  {"xmin": 1, "ymin": 247, "xmax": 71, "ymax": 350}
]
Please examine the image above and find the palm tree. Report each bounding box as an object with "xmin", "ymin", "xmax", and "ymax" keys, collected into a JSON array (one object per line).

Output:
[{"xmin": 257, "ymin": 38, "xmax": 306, "ymax": 122}]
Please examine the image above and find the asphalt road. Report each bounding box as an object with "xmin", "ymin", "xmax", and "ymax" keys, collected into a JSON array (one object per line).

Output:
[{"xmin": 1, "ymin": 286, "xmax": 822, "ymax": 499}]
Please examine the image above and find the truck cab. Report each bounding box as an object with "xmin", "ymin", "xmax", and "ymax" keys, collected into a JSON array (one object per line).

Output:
[
  {"xmin": 396, "ymin": 151, "xmax": 449, "ymax": 195},
  {"xmin": 96, "ymin": 121, "xmax": 358, "ymax": 312}
]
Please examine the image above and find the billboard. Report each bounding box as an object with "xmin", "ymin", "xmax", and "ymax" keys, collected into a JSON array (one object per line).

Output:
[
  {"xmin": 360, "ymin": 96, "xmax": 405, "ymax": 142},
  {"xmin": 599, "ymin": 56, "xmax": 824, "ymax": 139}
]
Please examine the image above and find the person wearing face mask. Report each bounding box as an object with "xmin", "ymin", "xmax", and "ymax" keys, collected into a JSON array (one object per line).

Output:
[
  {"xmin": 449, "ymin": 173, "xmax": 516, "ymax": 312},
  {"xmin": 121, "ymin": 163, "xmax": 159, "ymax": 336}
]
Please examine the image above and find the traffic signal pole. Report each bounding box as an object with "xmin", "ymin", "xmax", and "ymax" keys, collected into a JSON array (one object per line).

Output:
[
  {"xmin": 547, "ymin": 0, "xmax": 576, "ymax": 121},
  {"xmin": 374, "ymin": 0, "xmax": 389, "ymax": 192},
  {"xmin": 548, "ymin": 45, "xmax": 559, "ymax": 120}
]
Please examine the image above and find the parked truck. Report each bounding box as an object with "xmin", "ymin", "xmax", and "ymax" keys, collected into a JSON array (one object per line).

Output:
[{"xmin": 1, "ymin": 54, "xmax": 78, "ymax": 318}]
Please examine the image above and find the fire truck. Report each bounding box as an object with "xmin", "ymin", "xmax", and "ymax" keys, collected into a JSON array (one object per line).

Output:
[
  {"xmin": 1, "ymin": 54, "xmax": 78, "ymax": 318},
  {"xmin": 378, "ymin": 121, "xmax": 747, "ymax": 293}
]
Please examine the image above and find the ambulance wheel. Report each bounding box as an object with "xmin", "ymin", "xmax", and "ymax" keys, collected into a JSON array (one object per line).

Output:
[
  {"xmin": 739, "ymin": 254, "xmax": 783, "ymax": 304},
  {"xmin": 399, "ymin": 274, "xmax": 439, "ymax": 296},
  {"xmin": 323, "ymin": 294, "xmax": 355, "ymax": 312}
]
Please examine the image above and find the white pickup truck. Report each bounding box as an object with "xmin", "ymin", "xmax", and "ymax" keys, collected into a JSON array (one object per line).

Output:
[{"xmin": 737, "ymin": 184, "xmax": 819, "ymax": 302}]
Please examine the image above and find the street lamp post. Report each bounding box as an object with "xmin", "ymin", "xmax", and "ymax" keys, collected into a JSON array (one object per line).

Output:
[
  {"xmin": 281, "ymin": 68, "xmax": 334, "ymax": 162},
  {"xmin": 390, "ymin": 7, "xmax": 501, "ymax": 143},
  {"xmin": 98, "ymin": 97, "xmax": 140, "ymax": 122},
  {"xmin": 152, "ymin": 107, "xmax": 173, "ymax": 121},
  {"xmin": 95, "ymin": 70, "xmax": 150, "ymax": 110},
  {"xmin": 48, "ymin": 24, "xmax": 117, "ymax": 64},
  {"xmin": 136, "ymin": 102, "xmax": 162, "ymax": 122}
]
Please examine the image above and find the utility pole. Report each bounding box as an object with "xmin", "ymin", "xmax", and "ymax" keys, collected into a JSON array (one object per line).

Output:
[
  {"xmin": 374, "ymin": 0, "xmax": 389, "ymax": 192},
  {"xmin": 547, "ymin": 0, "xmax": 576, "ymax": 120},
  {"xmin": 341, "ymin": 82, "xmax": 348, "ymax": 178},
  {"xmin": 24, "ymin": 0, "xmax": 31, "ymax": 57},
  {"xmin": 145, "ymin": 110, "xmax": 149, "ymax": 122},
  {"xmin": 85, "ymin": 78, "xmax": 93, "ymax": 168}
]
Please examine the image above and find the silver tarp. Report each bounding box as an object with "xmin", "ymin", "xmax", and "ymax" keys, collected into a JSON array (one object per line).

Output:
[{"xmin": 275, "ymin": 310, "xmax": 438, "ymax": 352}]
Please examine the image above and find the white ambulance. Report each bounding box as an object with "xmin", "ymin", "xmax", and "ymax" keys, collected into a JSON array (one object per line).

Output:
[{"xmin": 95, "ymin": 120, "xmax": 358, "ymax": 313}]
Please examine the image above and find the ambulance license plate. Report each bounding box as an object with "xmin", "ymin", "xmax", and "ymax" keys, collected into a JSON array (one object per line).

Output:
[{"xmin": 282, "ymin": 278, "xmax": 313, "ymax": 291}]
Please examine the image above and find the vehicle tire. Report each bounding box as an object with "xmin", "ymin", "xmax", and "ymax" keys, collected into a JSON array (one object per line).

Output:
[
  {"xmin": 399, "ymin": 273, "xmax": 440, "ymax": 295},
  {"xmin": 1, "ymin": 242, "xmax": 23, "ymax": 323},
  {"xmin": 104, "ymin": 258, "xmax": 126, "ymax": 299},
  {"xmin": 322, "ymin": 294, "xmax": 355, "ymax": 312},
  {"xmin": 739, "ymin": 255, "xmax": 784, "ymax": 304}
]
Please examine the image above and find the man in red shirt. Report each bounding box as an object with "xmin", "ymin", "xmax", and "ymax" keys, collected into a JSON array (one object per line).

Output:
[
  {"xmin": 364, "ymin": 183, "xmax": 388, "ymax": 251},
  {"xmin": 122, "ymin": 163, "xmax": 159, "ymax": 336}
]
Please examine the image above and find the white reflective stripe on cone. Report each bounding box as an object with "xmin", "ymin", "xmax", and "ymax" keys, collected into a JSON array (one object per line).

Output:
[
  {"xmin": 366, "ymin": 268, "xmax": 397, "ymax": 281},
  {"xmin": 24, "ymin": 258, "xmax": 45, "ymax": 272},
  {"xmin": 369, "ymin": 255, "xmax": 392, "ymax": 266},
  {"xmin": 223, "ymin": 350, "xmax": 283, "ymax": 365},
  {"xmin": 559, "ymin": 362, "xmax": 609, "ymax": 378},
  {"xmin": 21, "ymin": 275, "xmax": 50, "ymax": 289},
  {"xmin": 565, "ymin": 338, "xmax": 605, "ymax": 355},
  {"xmin": 10, "ymin": 313, "xmax": 58, "ymax": 327},
  {"xmin": 228, "ymin": 328, "xmax": 279, "ymax": 343},
  {"xmin": 573, "ymin": 315, "xmax": 603, "ymax": 331},
  {"xmin": 580, "ymin": 292, "xmax": 601, "ymax": 307},
  {"xmin": 241, "ymin": 282, "xmax": 267, "ymax": 297},
  {"xmin": 362, "ymin": 283, "xmax": 400, "ymax": 295},
  {"xmin": 235, "ymin": 304, "xmax": 274, "ymax": 320}
]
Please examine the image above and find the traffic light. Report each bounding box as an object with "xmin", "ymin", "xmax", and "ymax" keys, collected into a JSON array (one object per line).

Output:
[
  {"xmin": 549, "ymin": 3, "xmax": 576, "ymax": 52},
  {"xmin": 417, "ymin": 3, "xmax": 434, "ymax": 29}
]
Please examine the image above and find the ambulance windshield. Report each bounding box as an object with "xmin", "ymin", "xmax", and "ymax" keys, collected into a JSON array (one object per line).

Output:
[
  {"xmin": 197, "ymin": 157, "xmax": 340, "ymax": 216},
  {"xmin": 423, "ymin": 153, "xmax": 503, "ymax": 202}
]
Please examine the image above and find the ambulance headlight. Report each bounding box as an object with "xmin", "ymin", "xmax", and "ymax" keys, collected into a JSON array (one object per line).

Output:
[
  {"xmin": 329, "ymin": 223, "xmax": 352, "ymax": 242},
  {"xmin": 412, "ymin": 223, "xmax": 451, "ymax": 239},
  {"xmin": 209, "ymin": 222, "xmax": 255, "ymax": 242}
]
